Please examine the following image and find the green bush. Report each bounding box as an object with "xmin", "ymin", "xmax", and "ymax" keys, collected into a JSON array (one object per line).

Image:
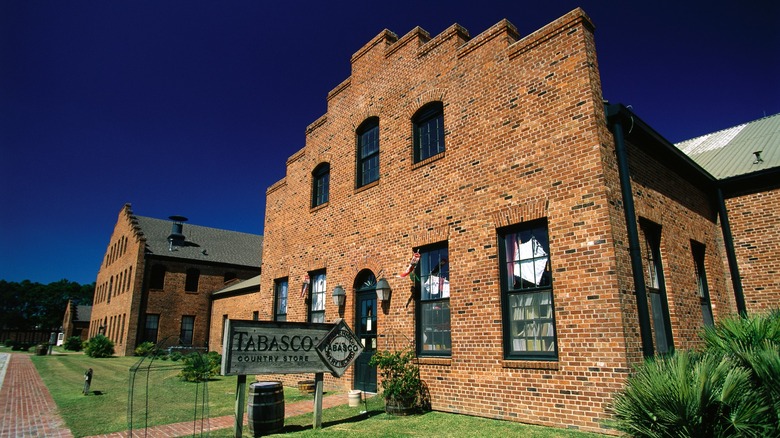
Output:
[
  {"xmin": 369, "ymin": 348, "xmax": 423, "ymax": 409},
  {"xmin": 169, "ymin": 350, "xmax": 183, "ymax": 361},
  {"xmin": 178, "ymin": 351, "xmax": 221, "ymax": 382},
  {"xmin": 612, "ymin": 310, "xmax": 780, "ymax": 437},
  {"xmin": 84, "ymin": 334, "xmax": 115, "ymax": 358},
  {"xmin": 63, "ymin": 336, "xmax": 83, "ymax": 351},
  {"xmin": 133, "ymin": 341, "xmax": 157, "ymax": 357},
  {"xmin": 4, "ymin": 339, "xmax": 13, "ymax": 347}
]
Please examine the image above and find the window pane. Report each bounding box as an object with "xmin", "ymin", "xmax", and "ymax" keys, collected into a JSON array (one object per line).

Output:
[
  {"xmin": 180, "ymin": 316, "xmax": 194, "ymax": 345},
  {"xmin": 414, "ymin": 103, "xmax": 445, "ymax": 162},
  {"xmin": 310, "ymin": 272, "xmax": 326, "ymax": 323},
  {"xmin": 508, "ymin": 291, "xmax": 555, "ymax": 354},
  {"xmin": 504, "ymin": 228, "xmax": 551, "ymax": 290},
  {"xmin": 358, "ymin": 121, "xmax": 379, "ymax": 187},
  {"xmin": 275, "ymin": 280, "xmax": 288, "ymax": 322},
  {"xmin": 417, "ymin": 245, "xmax": 451, "ymax": 355},
  {"xmin": 312, "ymin": 164, "xmax": 330, "ymax": 207},
  {"xmin": 420, "ymin": 300, "xmax": 451, "ymax": 352}
]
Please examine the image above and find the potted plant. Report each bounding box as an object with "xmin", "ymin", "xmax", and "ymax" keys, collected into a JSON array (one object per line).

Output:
[{"xmin": 368, "ymin": 348, "xmax": 423, "ymax": 415}]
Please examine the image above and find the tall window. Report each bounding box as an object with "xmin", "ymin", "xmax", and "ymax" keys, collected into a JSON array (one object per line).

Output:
[
  {"xmin": 499, "ymin": 221, "xmax": 557, "ymax": 360},
  {"xmin": 274, "ymin": 278, "xmax": 288, "ymax": 322},
  {"xmin": 691, "ymin": 241, "xmax": 714, "ymax": 327},
  {"xmin": 308, "ymin": 271, "xmax": 326, "ymax": 323},
  {"xmin": 185, "ymin": 268, "xmax": 200, "ymax": 292},
  {"xmin": 150, "ymin": 264, "xmax": 166, "ymax": 290},
  {"xmin": 144, "ymin": 314, "xmax": 159, "ymax": 343},
  {"xmin": 311, "ymin": 163, "xmax": 330, "ymax": 208},
  {"xmin": 356, "ymin": 117, "xmax": 379, "ymax": 187},
  {"xmin": 413, "ymin": 102, "xmax": 445, "ymax": 163},
  {"xmin": 417, "ymin": 244, "xmax": 451, "ymax": 356},
  {"xmin": 180, "ymin": 315, "xmax": 194, "ymax": 345},
  {"xmin": 641, "ymin": 221, "xmax": 674, "ymax": 354}
]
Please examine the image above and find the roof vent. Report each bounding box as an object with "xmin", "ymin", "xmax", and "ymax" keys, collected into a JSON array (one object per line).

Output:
[
  {"xmin": 753, "ymin": 151, "xmax": 764, "ymax": 164},
  {"xmin": 168, "ymin": 215, "xmax": 188, "ymax": 251}
]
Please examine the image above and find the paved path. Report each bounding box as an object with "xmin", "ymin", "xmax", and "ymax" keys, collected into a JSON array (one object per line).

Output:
[
  {"xmin": 0, "ymin": 352, "xmax": 348, "ymax": 438},
  {"xmin": 0, "ymin": 353, "xmax": 73, "ymax": 438}
]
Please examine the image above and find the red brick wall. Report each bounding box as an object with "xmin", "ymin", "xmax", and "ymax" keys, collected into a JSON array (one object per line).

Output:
[
  {"xmin": 90, "ymin": 204, "xmax": 145, "ymax": 356},
  {"xmin": 209, "ymin": 291, "xmax": 262, "ymax": 353},
  {"xmin": 249, "ymin": 9, "xmax": 734, "ymax": 434},
  {"xmin": 726, "ymin": 188, "xmax": 780, "ymax": 313}
]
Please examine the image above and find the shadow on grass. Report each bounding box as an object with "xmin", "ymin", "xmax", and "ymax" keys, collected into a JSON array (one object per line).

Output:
[{"xmin": 280, "ymin": 408, "xmax": 386, "ymax": 433}]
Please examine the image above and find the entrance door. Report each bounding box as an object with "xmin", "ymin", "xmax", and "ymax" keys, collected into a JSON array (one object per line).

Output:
[{"xmin": 354, "ymin": 290, "xmax": 377, "ymax": 392}]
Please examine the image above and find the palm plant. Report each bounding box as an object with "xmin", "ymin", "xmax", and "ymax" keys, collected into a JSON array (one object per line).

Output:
[{"xmin": 612, "ymin": 310, "xmax": 780, "ymax": 437}]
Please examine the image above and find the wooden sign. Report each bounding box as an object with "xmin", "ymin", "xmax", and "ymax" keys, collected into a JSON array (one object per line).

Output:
[
  {"xmin": 221, "ymin": 319, "xmax": 362, "ymax": 377},
  {"xmin": 221, "ymin": 320, "xmax": 332, "ymax": 375}
]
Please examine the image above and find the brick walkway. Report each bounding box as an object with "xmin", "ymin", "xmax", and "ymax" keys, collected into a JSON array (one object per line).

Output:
[{"xmin": 0, "ymin": 353, "xmax": 348, "ymax": 438}]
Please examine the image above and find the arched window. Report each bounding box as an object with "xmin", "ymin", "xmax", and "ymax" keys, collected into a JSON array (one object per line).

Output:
[
  {"xmin": 356, "ymin": 117, "xmax": 379, "ymax": 187},
  {"xmin": 413, "ymin": 101, "xmax": 445, "ymax": 163},
  {"xmin": 311, "ymin": 163, "xmax": 330, "ymax": 208}
]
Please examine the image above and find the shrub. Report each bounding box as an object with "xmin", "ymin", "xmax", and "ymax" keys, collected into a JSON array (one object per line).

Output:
[
  {"xmin": 369, "ymin": 348, "xmax": 423, "ymax": 410},
  {"xmin": 612, "ymin": 310, "xmax": 780, "ymax": 437},
  {"xmin": 134, "ymin": 341, "xmax": 157, "ymax": 357},
  {"xmin": 169, "ymin": 350, "xmax": 183, "ymax": 361},
  {"xmin": 84, "ymin": 334, "xmax": 115, "ymax": 358},
  {"xmin": 63, "ymin": 336, "xmax": 83, "ymax": 351},
  {"xmin": 179, "ymin": 351, "xmax": 221, "ymax": 382},
  {"xmin": 4, "ymin": 339, "xmax": 13, "ymax": 347}
]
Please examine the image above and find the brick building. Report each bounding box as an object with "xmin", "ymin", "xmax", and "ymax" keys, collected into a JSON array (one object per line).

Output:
[
  {"xmin": 236, "ymin": 8, "xmax": 780, "ymax": 434},
  {"xmin": 209, "ymin": 274, "xmax": 261, "ymax": 353},
  {"xmin": 89, "ymin": 204, "xmax": 262, "ymax": 356},
  {"xmin": 61, "ymin": 299, "xmax": 91, "ymax": 341}
]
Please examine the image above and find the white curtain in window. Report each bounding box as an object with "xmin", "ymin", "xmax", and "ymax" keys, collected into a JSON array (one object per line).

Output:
[
  {"xmin": 424, "ymin": 275, "xmax": 450, "ymax": 297},
  {"xmin": 514, "ymin": 236, "xmax": 548, "ymax": 285}
]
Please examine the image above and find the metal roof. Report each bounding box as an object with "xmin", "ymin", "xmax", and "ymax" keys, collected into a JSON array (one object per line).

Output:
[
  {"xmin": 135, "ymin": 215, "xmax": 262, "ymax": 267},
  {"xmin": 675, "ymin": 113, "xmax": 780, "ymax": 180}
]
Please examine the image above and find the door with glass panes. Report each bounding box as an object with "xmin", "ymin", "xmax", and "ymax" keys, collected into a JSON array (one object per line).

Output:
[{"xmin": 353, "ymin": 288, "xmax": 377, "ymax": 392}]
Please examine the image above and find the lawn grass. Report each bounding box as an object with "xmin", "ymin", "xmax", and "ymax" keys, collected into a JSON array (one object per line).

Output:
[
  {"xmin": 27, "ymin": 351, "xmax": 603, "ymax": 438},
  {"xmin": 208, "ymin": 395, "xmax": 602, "ymax": 437},
  {"xmin": 29, "ymin": 352, "xmax": 319, "ymax": 437}
]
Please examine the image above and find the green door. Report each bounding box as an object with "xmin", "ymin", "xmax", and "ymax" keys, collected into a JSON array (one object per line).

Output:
[{"xmin": 354, "ymin": 290, "xmax": 377, "ymax": 392}]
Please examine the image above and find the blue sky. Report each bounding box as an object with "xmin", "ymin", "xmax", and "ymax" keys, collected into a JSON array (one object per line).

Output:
[{"xmin": 1, "ymin": 0, "xmax": 778, "ymax": 285}]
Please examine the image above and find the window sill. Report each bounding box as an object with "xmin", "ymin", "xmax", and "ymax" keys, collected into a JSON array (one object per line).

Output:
[
  {"xmin": 354, "ymin": 180, "xmax": 379, "ymax": 194},
  {"xmin": 416, "ymin": 357, "xmax": 451, "ymax": 366},
  {"xmin": 310, "ymin": 202, "xmax": 329, "ymax": 213},
  {"xmin": 412, "ymin": 151, "xmax": 445, "ymax": 170},
  {"xmin": 502, "ymin": 360, "xmax": 559, "ymax": 370}
]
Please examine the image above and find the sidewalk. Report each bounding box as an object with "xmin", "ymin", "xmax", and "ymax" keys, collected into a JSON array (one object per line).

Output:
[{"xmin": 0, "ymin": 352, "xmax": 348, "ymax": 438}]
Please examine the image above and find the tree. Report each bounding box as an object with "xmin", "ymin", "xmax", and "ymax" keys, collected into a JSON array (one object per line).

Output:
[{"xmin": 0, "ymin": 279, "xmax": 94, "ymax": 330}]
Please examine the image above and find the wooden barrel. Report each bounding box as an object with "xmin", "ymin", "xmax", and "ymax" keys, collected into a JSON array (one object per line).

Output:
[
  {"xmin": 297, "ymin": 379, "xmax": 315, "ymax": 394},
  {"xmin": 247, "ymin": 381, "xmax": 284, "ymax": 436}
]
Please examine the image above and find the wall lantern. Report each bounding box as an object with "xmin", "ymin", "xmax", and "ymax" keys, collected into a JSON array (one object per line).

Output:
[
  {"xmin": 375, "ymin": 278, "xmax": 392, "ymax": 302},
  {"xmin": 332, "ymin": 285, "xmax": 346, "ymax": 307}
]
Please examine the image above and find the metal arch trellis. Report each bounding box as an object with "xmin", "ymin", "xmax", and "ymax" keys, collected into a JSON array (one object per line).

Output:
[{"xmin": 127, "ymin": 337, "xmax": 211, "ymax": 437}]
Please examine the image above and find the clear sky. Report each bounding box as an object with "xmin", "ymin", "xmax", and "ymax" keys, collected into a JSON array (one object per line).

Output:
[{"xmin": 1, "ymin": 1, "xmax": 778, "ymax": 285}]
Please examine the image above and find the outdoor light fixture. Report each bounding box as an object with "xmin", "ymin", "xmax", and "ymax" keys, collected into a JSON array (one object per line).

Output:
[
  {"xmin": 375, "ymin": 278, "xmax": 392, "ymax": 302},
  {"xmin": 332, "ymin": 285, "xmax": 346, "ymax": 307}
]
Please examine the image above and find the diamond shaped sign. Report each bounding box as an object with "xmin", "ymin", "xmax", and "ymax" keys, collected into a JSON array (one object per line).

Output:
[{"xmin": 315, "ymin": 319, "xmax": 363, "ymax": 377}]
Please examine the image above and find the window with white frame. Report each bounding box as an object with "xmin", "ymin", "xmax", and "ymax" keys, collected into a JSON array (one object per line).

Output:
[{"xmin": 356, "ymin": 118, "xmax": 379, "ymax": 187}]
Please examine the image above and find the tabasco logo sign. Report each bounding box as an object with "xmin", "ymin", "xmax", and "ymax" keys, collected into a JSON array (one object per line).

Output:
[
  {"xmin": 221, "ymin": 319, "xmax": 362, "ymax": 377},
  {"xmin": 315, "ymin": 319, "xmax": 363, "ymax": 377}
]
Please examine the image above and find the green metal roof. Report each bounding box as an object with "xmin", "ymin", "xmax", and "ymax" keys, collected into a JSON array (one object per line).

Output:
[{"xmin": 675, "ymin": 113, "xmax": 780, "ymax": 180}]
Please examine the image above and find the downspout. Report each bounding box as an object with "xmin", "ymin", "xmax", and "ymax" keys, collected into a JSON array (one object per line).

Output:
[
  {"xmin": 606, "ymin": 104, "xmax": 655, "ymax": 358},
  {"xmin": 716, "ymin": 187, "xmax": 747, "ymax": 316}
]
